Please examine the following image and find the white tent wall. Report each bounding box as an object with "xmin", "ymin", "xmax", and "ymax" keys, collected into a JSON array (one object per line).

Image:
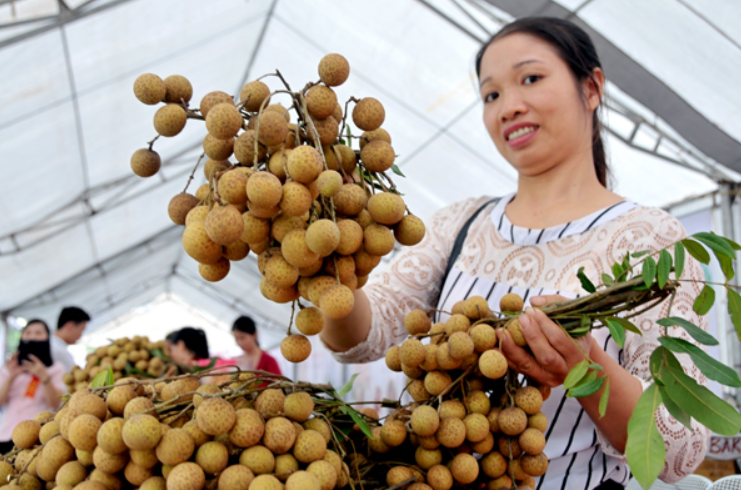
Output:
[{"xmin": 0, "ymin": 0, "xmax": 739, "ymax": 403}]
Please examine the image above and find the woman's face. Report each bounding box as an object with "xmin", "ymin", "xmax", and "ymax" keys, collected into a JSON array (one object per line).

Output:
[
  {"xmin": 479, "ymin": 33, "xmax": 601, "ymax": 179},
  {"xmin": 170, "ymin": 340, "xmax": 192, "ymax": 364},
  {"xmin": 233, "ymin": 330, "xmax": 257, "ymax": 353},
  {"xmin": 22, "ymin": 322, "xmax": 48, "ymax": 341}
]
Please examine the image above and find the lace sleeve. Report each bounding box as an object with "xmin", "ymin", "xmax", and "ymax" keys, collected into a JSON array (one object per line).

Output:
[
  {"xmin": 598, "ymin": 215, "xmax": 709, "ymax": 483},
  {"xmin": 327, "ymin": 196, "xmax": 492, "ymax": 363}
]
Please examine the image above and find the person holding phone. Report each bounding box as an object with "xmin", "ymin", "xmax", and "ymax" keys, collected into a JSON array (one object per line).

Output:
[{"xmin": 0, "ymin": 319, "xmax": 65, "ymax": 454}]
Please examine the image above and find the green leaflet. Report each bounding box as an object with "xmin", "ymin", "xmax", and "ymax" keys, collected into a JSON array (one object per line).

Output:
[
  {"xmin": 693, "ymin": 232, "xmax": 736, "ymax": 257},
  {"xmin": 642, "ymin": 256, "xmax": 657, "ymax": 289},
  {"xmin": 657, "ymin": 250, "xmax": 672, "ymax": 289},
  {"xmin": 674, "ymin": 241, "xmax": 686, "ymax": 279},
  {"xmin": 601, "ymin": 273, "xmax": 615, "ymax": 286},
  {"xmin": 91, "ymin": 366, "xmax": 114, "ymax": 388},
  {"xmin": 339, "ymin": 405, "xmax": 373, "ymax": 438},
  {"xmin": 656, "ymin": 317, "xmax": 718, "ymax": 346},
  {"xmin": 612, "ymin": 262, "xmax": 625, "ymax": 282},
  {"xmin": 391, "ymin": 164, "xmax": 406, "ymax": 177},
  {"xmin": 658, "ymin": 336, "xmax": 741, "ymax": 387},
  {"xmin": 608, "ymin": 316, "xmax": 642, "ymax": 336},
  {"xmin": 577, "ymin": 267, "xmax": 596, "ymax": 293},
  {"xmin": 598, "ymin": 378, "xmax": 610, "ymax": 419},
  {"xmin": 681, "ymin": 239, "xmax": 710, "ymax": 265},
  {"xmin": 720, "ymin": 236, "xmax": 741, "ymax": 251},
  {"xmin": 726, "ymin": 287, "xmax": 741, "ymax": 342},
  {"xmin": 657, "ymin": 384, "xmax": 693, "ymax": 431},
  {"xmin": 567, "ymin": 376, "xmax": 605, "ymax": 398},
  {"xmin": 604, "ymin": 317, "xmax": 626, "ymax": 349},
  {"xmin": 657, "ymin": 349, "xmax": 741, "ymax": 435},
  {"xmin": 337, "ymin": 373, "xmax": 359, "ymax": 399},
  {"xmin": 563, "ymin": 360, "xmax": 589, "ymax": 390},
  {"xmin": 693, "ymin": 285, "xmax": 716, "ymax": 316},
  {"xmin": 625, "ymin": 383, "xmax": 665, "ymax": 490},
  {"xmin": 719, "ymin": 254, "xmax": 735, "ymax": 281}
]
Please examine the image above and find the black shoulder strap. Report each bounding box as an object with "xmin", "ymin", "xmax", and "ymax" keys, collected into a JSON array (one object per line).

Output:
[{"xmin": 440, "ymin": 197, "xmax": 500, "ymax": 291}]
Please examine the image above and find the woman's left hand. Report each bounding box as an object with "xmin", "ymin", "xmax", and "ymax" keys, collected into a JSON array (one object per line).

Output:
[
  {"xmin": 498, "ymin": 295, "xmax": 594, "ymax": 387},
  {"xmin": 21, "ymin": 355, "xmax": 49, "ymax": 383}
]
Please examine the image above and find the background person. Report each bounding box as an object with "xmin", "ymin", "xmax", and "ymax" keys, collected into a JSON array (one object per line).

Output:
[
  {"xmin": 319, "ymin": 17, "xmax": 708, "ymax": 489},
  {"xmin": 231, "ymin": 316, "xmax": 282, "ymax": 376},
  {"xmin": 51, "ymin": 306, "xmax": 90, "ymax": 372},
  {"xmin": 0, "ymin": 319, "xmax": 65, "ymax": 454}
]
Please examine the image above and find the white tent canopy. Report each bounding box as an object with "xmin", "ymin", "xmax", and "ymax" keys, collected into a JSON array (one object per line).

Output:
[{"xmin": 1, "ymin": 0, "xmax": 739, "ymax": 373}]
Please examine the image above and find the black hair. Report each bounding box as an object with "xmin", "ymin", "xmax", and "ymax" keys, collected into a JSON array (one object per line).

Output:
[
  {"xmin": 232, "ymin": 316, "xmax": 259, "ymax": 347},
  {"xmin": 24, "ymin": 319, "xmax": 50, "ymax": 337},
  {"xmin": 57, "ymin": 306, "xmax": 91, "ymax": 331},
  {"xmin": 165, "ymin": 331, "xmax": 180, "ymax": 344},
  {"xmin": 475, "ymin": 17, "xmax": 609, "ymax": 187},
  {"xmin": 174, "ymin": 327, "xmax": 210, "ymax": 360}
]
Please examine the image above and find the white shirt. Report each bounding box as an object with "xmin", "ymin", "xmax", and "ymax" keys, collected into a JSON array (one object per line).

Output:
[{"xmin": 50, "ymin": 335, "xmax": 76, "ymax": 373}]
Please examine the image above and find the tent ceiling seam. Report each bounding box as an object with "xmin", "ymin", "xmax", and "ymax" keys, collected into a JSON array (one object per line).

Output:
[
  {"xmin": 234, "ymin": 0, "xmax": 277, "ymax": 97},
  {"xmin": 675, "ymin": 0, "xmax": 741, "ymax": 52},
  {"xmin": 415, "ymin": 0, "xmax": 486, "ymax": 43},
  {"xmin": 450, "ymin": 0, "xmax": 492, "ymax": 37}
]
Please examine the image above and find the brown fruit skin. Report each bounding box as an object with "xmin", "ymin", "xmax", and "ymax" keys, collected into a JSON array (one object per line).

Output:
[
  {"xmin": 319, "ymin": 284, "xmax": 355, "ymax": 320},
  {"xmin": 450, "ymin": 453, "xmax": 479, "ymax": 485},
  {"xmin": 507, "ymin": 318, "xmax": 528, "ymax": 346},
  {"xmin": 481, "ymin": 451, "xmax": 507, "ymax": 479},
  {"xmin": 163, "ymin": 75, "xmax": 192, "ymax": 103},
  {"xmin": 394, "ymin": 215, "xmax": 425, "ymax": 246},
  {"xmin": 280, "ymin": 181, "xmax": 313, "ymax": 217},
  {"xmin": 528, "ymin": 412, "xmax": 548, "ymax": 433},
  {"xmin": 155, "ymin": 428, "xmax": 195, "ymax": 466},
  {"xmin": 293, "ymin": 430, "xmax": 326, "ymax": 463},
  {"xmin": 352, "ymin": 97, "xmax": 385, "ymax": 131},
  {"xmin": 97, "ymin": 418, "xmax": 127, "ymax": 455},
  {"xmin": 240, "ymin": 81, "xmax": 271, "ymax": 112},
  {"xmin": 367, "ymin": 192, "xmax": 405, "ymax": 225},
  {"xmin": 205, "ymin": 205, "xmax": 244, "ymax": 246},
  {"xmin": 307, "ymin": 116, "xmax": 338, "ymax": 146},
  {"xmin": 363, "ymin": 224, "xmax": 395, "ymax": 256},
  {"xmin": 436, "ymin": 418, "xmax": 466, "ymax": 448},
  {"xmin": 234, "ymin": 130, "xmax": 267, "ymax": 165},
  {"xmin": 359, "ymin": 140, "xmax": 395, "ymax": 173},
  {"xmin": 166, "ymin": 462, "xmax": 205, "ymax": 490},
  {"xmin": 520, "ymin": 453, "xmax": 549, "ymax": 477},
  {"xmin": 131, "ymin": 148, "xmax": 161, "ymax": 177},
  {"xmin": 515, "ymin": 386, "xmax": 544, "ymax": 415},
  {"xmin": 218, "ymin": 464, "xmax": 255, "ymax": 490},
  {"xmin": 68, "ymin": 414, "xmax": 102, "ymax": 451},
  {"xmin": 195, "ymin": 441, "xmax": 229, "ymax": 474},
  {"xmin": 247, "ymin": 171, "xmax": 284, "ymax": 209},
  {"xmin": 385, "ymin": 346, "xmax": 402, "ymax": 372},
  {"xmin": 281, "ymin": 335, "xmax": 312, "ymax": 363},
  {"xmin": 122, "ymin": 414, "xmax": 162, "ymax": 451},
  {"xmin": 167, "ymin": 193, "xmax": 199, "ymax": 226},
  {"xmin": 200, "ymin": 90, "xmax": 233, "ymax": 119},
  {"xmin": 499, "ymin": 407, "xmax": 528, "ymax": 436},
  {"xmin": 206, "ymin": 103, "xmax": 242, "ymax": 140},
  {"xmin": 404, "ymin": 309, "xmax": 431, "ymax": 335},
  {"xmin": 133, "ymin": 73, "xmax": 166, "ymax": 105},
  {"xmin": 196, "ymin": 397, "xmax": 237, "ymax": 436},
  {"xmin": 263, "ymin": 417, "xmax": 297, "ymax": 455},
  {"xmin": 333, "ymin": 184, "xmax": 367, "ymax": 217},
  {"xmin": 479, "ymin": 349, "xmax": 508, "ymax": 379},
  {"xmin": 426, "ymin": 465, "xmax": 453, "ymax": 490},
  {"xmin": 500, "ymin": 292, "xmax": 525, "ymax": 312},
  {"xmin": 258, "ymin": 111, "xmax": 289, "ymax": 147},
  {"xmin": 359, "ymin": 128, "xmax": 391, "ymax": 150},
  {"xmin": 306, "ymin": 86, "xmax": 338, "ymax": 120},
  {"xmin": 182, "ymin": 221, "xmax": 222, "ymax": 265},
  {"xmin": 519, "ymin": 427, "xmax": 546, "ymax": 455},
  {"xmin": 336, "ymin": 220, "xmax": 364, "ymax": 256},
  {"xmin": 12, "ymin": 420, "xmax": 40, "ymax": 449},
  {"xmin": 318, "ymin": 54, "xmax": 350, "ymax": 87},
  {"xmin": 295, "ymin": 307, "xmax": 324, "ymax": 336},
  {"xmin": 306, "ymin": 220, "xmax": 340, "ymax": 257},
  {"xmin": 153, "ymin": 104, "xmax": 187, "ymax": 137},
  {"xmin": 410, "ymin": 405, "xmax": 439, "ymax": 437}
]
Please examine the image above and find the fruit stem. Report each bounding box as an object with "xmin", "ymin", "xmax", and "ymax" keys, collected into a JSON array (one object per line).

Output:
[
  {"xmin": 339, "ymin": 96, "xmax": 360, "ymax": 143},
  {"xmin": 185, "ymin": 109, "xmax": 205, "ymax": 121},
  {"xmin": 287, "ymin": 300, "xmax": 297, "ymax": 335},
  {"xmin": 253, "ymin": 95, "xmax": 272, "ymax": 168},
  {"xmin": 147, "ymin": 134, "xmax": 160, "ymax": 151},
  {"xmin": 183, "ymin": 152, "xmax": 206, "ymax": 193}
]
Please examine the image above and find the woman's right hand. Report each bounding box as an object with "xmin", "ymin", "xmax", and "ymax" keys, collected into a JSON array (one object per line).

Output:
[{"xmin": 6, "ymin": 353, "xmax": 23, "ymax": 379}]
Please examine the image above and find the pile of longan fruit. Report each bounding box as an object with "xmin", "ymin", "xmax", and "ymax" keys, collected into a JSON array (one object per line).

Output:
[
  {"xmin": 130, "ymin": 54, "xmax": 425, "ymax": 365},
  {"xmin": 1, "ymin": 375, "xmax": 355, "ymax": 490},
  {"xmin": 376, "ymin": 293, "xmax": 549, "ymax": 490},
  {"xmin": 64, "ymin": 337, "xmax": 169, "ymax": 394}
]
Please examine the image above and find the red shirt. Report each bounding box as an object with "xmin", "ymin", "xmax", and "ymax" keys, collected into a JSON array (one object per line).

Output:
[{"xmin": 232, "ymin": 351, "xmax": 282, "ymax": 376}]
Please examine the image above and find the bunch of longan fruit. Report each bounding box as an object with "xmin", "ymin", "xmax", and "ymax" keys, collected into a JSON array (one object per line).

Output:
[
  {"xmin": 64, "ymin": 336, "xmax": 169, "ymax": 394},
  {"xmin": 130, "ymin": 54, "xmax": 425, "ymax": 365},
  {"xmin": 376, "ymin": 293, "xmax": 549, "ymax": 490},
  {"xmin": 1, "ymin": 374, "xmax": 357, "ymax": 490}
]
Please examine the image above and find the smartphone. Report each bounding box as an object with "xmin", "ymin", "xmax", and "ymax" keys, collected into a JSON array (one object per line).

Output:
[{"xmin": 17, "ymin": 340, "xmax": 53, "ymax": 367}]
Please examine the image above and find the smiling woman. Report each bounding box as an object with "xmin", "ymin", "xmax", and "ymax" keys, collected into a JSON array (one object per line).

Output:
[{"xmin": 318, "ymin": 17, "xmax": 709, "ymax": 490}]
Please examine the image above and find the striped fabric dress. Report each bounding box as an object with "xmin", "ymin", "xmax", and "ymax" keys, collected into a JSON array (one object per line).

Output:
[{"xmin": 331, "ymin": 194, "xmax": 709, "ymax": 489}]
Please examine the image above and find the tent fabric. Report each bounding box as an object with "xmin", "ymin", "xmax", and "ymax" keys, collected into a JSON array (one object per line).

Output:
[{"xmin": 0, "ymin": 0, "xmax": 737, "ymax": 347}]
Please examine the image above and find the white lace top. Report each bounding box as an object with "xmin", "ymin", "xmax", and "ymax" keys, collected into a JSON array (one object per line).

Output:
[{"xmin": 331, "ymin": 194, "xmax": 709, "ymax": 488}]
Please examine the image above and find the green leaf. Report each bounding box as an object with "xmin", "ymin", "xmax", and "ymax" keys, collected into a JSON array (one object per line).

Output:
[
  {"xmin": 649, "ymin": 347, "xmax": 664, "ymax": 378},
  {"xmin": 567, "ymin": 376, "xmax": 605, "ymax": 398},
  {"xmin": 631, "ymin": 249, "xmax": 654, "ymax": 258},
  {"xmin": 726, "ymin": 286, "xmax": 741, "ymax": 342},
  {"xmin": 91, "ymin": 367, "xmax": 113, "ymax": 388},
  {"xmin": 681, "ymin": 239, "xmax": 710, "ymax": 265},
  {"xmin": 657, "ymin": 384, "xmax": 693, "ymax": 431},
  {"xmin": 337, "ymin": 373, "xmax": 359, "ymax": 399},
  {"xmin": 604, "ymin": 317, "xmax": 626, "ymax": 349},
  {"xmin": 149, "ymin": 349, "xmax": 166, "ymax": 360},
  {"xmin": 625, "ymin": 383, "xmax": 665, "ymax": 490},
  {"xmin": 693, "ymin": 285, "xmax": 716, "ymax": 316},
  {"xmin": 125, "ymin": 364, "xmax": 155, "ymax": 378},
  {"xmin": 588, "ymin": 363, "xmax": 604, "ymax": 371},
  {"xmin": 622, "ymin": 251, "xmax": 632, "ymax": 272},
  {"xmin": 601, "ymin": 273, "xmax": 615, "ymax": 286},
  {"xmin": 339, "ymin": 405, "xmax": 374, "ymax": 438},
  {"xmin": 577, "ymin": 267, "xmax": 596, "ymax": 293},
  {"xmin": 391, "ymin": 164, "xmax": 405, "ymax": 177},
  {"xmin": 642, "ymin": 256, "xmax": 657, "ymax": 289},
  {"xmin": 598, "ymin": 378, "xmax": 610, "ymax": 418},
  {"xmin": 657, "ymin": 349, "xmax": 741, "ymax": 435},
  {"xmin": 657, "ymin": 250, "xmax": 672, "ymax": 289},
  {"xmin": 658, "ymin": 336, "xmax": 741, "ymax": 387},
  {"xmin": 719, "ymin": 254, "xmax": 735, "ymax": 281},
  {"xmin": 563, "ymin": 360, "xmax": 589, "ymax": 390},
  {"xmin": 720, "ymin": 236, "xmax": 741, "ymax": 251},
  {"xmin": 656, "ymin": 317, "xmax": 718, "ymax": 346},
  {"xmin": 694, "ymin": 232, "xmax": 736, "ymax": 257},
  {"xmin": 674, "ymin": 242, "xmax": 686, "ymax": 279},
  {"xmin": 609, "ymin": 316, "xmax": 642, "ymax": 336},
  {"xmin": 612, "ymin": 262, "xmax": 625, "ymax": 282}
]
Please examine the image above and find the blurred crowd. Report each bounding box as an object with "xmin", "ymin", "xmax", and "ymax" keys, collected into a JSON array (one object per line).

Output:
[{"xmin": 0, "ymin": 308, "xmax": 280, "ymax": 453}]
